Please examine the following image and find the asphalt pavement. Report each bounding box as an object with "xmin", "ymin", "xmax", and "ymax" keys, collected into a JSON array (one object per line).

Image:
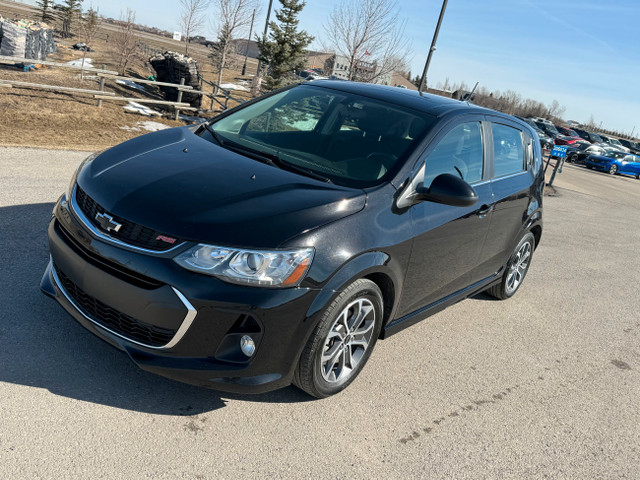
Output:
[{"xmin": 0, "ymin": 148, "xmax": 638, "ymax": 479}]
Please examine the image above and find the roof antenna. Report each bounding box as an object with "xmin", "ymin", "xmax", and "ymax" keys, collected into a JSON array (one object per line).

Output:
[
  {"xmin": 466, "ymin": 82, "xmax": 479, "ymax": 102},
  {"xmin": 418, "ymin": 0, "xmax": 449, "ymax": 97}
]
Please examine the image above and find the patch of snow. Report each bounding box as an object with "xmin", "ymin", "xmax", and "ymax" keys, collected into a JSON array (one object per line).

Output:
[
  {"xmin": 123, "ymin": 101, "xmax": 161, "ymax": 117},
  {"xmin": 120, "ymin": 121, "xmax": 170, "ymax": 132},
  {"xmin": 66, "ymin": 58, "xmax": 94, "ymax": 68},
  {"xmin": 116, "ymin": 79, "xmax": 146, "ymax": 92},
  {"xmin": 179, "ymin": 114, "xmax": 205, "ymax": 124},
  {"xmin": 219, "ymin": 83, "xmax": 249, "ymax": 92}
]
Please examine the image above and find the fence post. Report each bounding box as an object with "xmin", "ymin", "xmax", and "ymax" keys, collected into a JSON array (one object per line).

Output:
[
  {"xmin": 210, "ymin": 83, "xmax": 215, "ymax": 110},
  {"xmin": 174, "ymin": 78, "xmax": 185, "ymax": 121},
  {"xmin": 97, "ymin": 64, "xmax": 106, "ymax": 107}
]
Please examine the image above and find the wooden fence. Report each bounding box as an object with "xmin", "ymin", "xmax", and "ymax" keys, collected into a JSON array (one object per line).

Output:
[{"xmin": 0, "ymin": 54, "xmax": 247, "ymax": 119}]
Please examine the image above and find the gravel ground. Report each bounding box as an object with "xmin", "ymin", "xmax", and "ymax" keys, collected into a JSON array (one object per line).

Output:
[{"xmin": 0, "ymin": 148, "xmax": 638, "ymax": 479}]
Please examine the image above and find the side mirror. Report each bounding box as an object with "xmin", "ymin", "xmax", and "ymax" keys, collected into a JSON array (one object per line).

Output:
[{"xmin": 416, "ymin": 173, "xmax": 478, "ymax": 207}]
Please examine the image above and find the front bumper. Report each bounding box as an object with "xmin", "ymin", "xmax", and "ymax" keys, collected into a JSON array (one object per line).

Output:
[{"xmin": 41, "ymin": 195, "xmax": 322, "ymax": 394}]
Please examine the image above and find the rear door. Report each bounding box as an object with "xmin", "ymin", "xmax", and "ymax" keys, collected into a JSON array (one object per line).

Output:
[
  {"xmin": 397, "ymin": 116, "xmax": 494, "ymax": 317},
  {"xmin": 479, "ymin": 118, "xmax": 536, "ymax": 276}
]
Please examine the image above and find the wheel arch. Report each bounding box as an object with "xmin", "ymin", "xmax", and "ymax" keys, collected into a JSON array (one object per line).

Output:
[{"xmin": 304, "ymin": 251, "xmax": 402, "ymax": 335}]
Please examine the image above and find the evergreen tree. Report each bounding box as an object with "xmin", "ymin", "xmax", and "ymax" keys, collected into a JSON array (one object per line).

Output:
[
  {"xmin": 257, "ymin": 0, "xmax": 313, "ymax": 90},
  {"xmin": 412, "ymin": 75, "xmax": 421, "ymax": 88},
  {"xmin": 60, "ymin": 0, "xmax": 83, "ymax": 38},
  {"xmin": 36, "ymin": 0, "xmax": 54, "ymax": 23}
]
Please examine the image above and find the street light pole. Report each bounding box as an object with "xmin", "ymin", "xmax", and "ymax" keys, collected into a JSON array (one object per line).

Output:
[
  {"xmin": 418, "ymin": 0, "xmax": 449, "ymax": 96},
  {"xmin": 242, "ymin": 9, "xmax": 256, "ymax": 76},
  {"xmin": 256, "ymin": 0, "xmax": 274, "ymax": 76}
]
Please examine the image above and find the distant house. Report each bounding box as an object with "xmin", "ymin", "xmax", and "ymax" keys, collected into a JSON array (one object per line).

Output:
[{"xmin": 321, "ymin": 54, "xmax": 393, "ymax": 85}]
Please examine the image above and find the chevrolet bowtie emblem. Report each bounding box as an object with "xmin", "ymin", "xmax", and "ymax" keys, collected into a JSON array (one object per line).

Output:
[{"xmin": 95, "ymin": 212, "xmax": 122, "ymax": 233}]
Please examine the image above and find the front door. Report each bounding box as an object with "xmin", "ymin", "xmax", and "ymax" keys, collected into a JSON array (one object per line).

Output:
[{"xmin": 397, "ymin": 119, "xmax": 494, "ymax": 317}]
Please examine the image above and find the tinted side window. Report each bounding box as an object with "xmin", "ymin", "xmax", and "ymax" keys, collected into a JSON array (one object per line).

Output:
[
  {"xmin": 492, "ymin": 123, "xmax": 524, "ymax": 177},
  {"xmin": 424, "ymin": 122, "xmax": 484, "ymax": 186}
]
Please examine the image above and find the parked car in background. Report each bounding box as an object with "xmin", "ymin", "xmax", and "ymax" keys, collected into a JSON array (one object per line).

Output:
[
  {"xmin": 518, "ymin": 118, "xmax": 553, "ymax": 151},
  {"xmin": 585, "ymin": 150, "xmax": 640, "ymax": 177},
  {"xmin": 555, "ymin": 126, "xmax": 588, "ymax": 145},
  {"xmin": 572, "ymin": 128, "xmax": 604, "ymax": 144},
  {"xmin": 599, "ymin": 134, "xmax": 630, "ymax": 153},
  {"xmin": 295, "ymin": 70, "xmax": 328, "ymax": 81},
  {"xmin": 564, "ymin": 143, "xmax": 607, "ymax": 165},
  {"xmin": 41, "ymin": 81, "xmax": 544, "ymax": 398},
  {"xmin": 618, "ymin": 139, "xmax": 640, "ymax": 155},
  {"xmin": 531, "ymin": 119, "xmax": 560, "ymax": 140}
]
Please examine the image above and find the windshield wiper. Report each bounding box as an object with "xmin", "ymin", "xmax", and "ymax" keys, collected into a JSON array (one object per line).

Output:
[
  {"xmin": 277, "ymin": 157, "xmax": 333, "ymax": 183},
  {"xmin": 201, "ymin": 127, "xmax": 332, "ymax": 183},
  {"xmin": 202, "ymin": 123, "xmax": 224, "ymax": 146},
  {"xmin": 221, "ymin": 141, "xmax": 280, "ymax": 167}
]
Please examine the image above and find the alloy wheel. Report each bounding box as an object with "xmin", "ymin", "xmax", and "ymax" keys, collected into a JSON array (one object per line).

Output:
[
  {"xmin": 320, "ymin": 298, "xmax": 376, "ymax": 384},
  {"xmin": 506, "ymin": 241, "xmax": 532, "ymax": 295}
]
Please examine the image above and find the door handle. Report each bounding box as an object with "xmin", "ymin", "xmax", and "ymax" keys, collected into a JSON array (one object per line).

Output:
[{"xmin": 476, "ymin": 204, "xmax": 494, "ymax": 218}]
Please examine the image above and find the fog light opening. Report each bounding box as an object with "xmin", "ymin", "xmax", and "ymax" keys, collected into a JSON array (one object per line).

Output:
[{"xmin": 240, "ymin": 335, "xmax": 256, "ymax": 357}]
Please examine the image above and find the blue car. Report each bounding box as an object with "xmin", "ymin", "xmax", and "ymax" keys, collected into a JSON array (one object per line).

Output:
[{"xmin": 585, "ymin": 150, "xmax": 640, "ymax": 178}]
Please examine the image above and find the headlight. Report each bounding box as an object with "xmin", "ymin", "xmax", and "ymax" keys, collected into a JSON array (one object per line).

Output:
[
  {"xmin": 174, "ymin": 244, "xmax": 314, "ymax": 288},
  {"xmin": 66, "ymin": 151, "xmax": 103, "ymax": 201}
]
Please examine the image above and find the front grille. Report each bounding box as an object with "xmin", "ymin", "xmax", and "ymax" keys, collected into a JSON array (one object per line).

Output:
[
  {"xmin": 55, "ymin": 220, "xmax": 163, "ymax": 289},
  {"xmin": 54, "ymin": 263, "xmax": 176, "ymax": 347},
  {"xmin": 75, "ymin": 186, "xmax": 182, "ymax": 251}
]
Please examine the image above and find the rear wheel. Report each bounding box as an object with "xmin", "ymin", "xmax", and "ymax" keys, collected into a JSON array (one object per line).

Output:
[
  {"xmin": 609, "ymin": 164, "xmax": 618, "ymax": 175},
  {"xmin": 636, "ymin": 172, "xmax": 640, "ymax": 179},
  {"xmin": 487, "ymin": 232, "xmax": 535, "ymax": 300},
  {"xmin": 295, "ymin": 279, "xmax": 383, "ymax": 398}
]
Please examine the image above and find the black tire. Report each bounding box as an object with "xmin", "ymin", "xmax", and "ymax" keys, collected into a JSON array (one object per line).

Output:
[
  {"xmin": 636, "ymin": 172, "xmax": 640, "ymax": 180},
  {"xmin": 486, "ymin": 232, "xmax": 535, "ymax": 300},
  {"xmin": 609, "ymin": 164, "xmax": 618, "ymax": 175},
  {"xmin": 569, "ymin": 153, "xmax": 578, "ymax": 163},
  {"xmin": 586, "ymin": 165, "xmax": 593, "ymax": 169},
  {"xmin": 294, "ymin": 279, "xmax": 383, "ymax": 398}
]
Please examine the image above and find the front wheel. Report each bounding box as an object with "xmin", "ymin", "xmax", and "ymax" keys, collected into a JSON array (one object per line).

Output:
[
  {"xmin": 609, "ymin": 164, "xmax": 618, "ymax": 175},
  {"xmin": 295, "ymin": 279, "xmax": 383, "ymax": 398},
  {"xmin": 486, "ymin": 232, "xmax": 535, "ymax": 300},
  {"xmin": 636, "ymin": 172, "xmax": 640, "ymax": 179}
]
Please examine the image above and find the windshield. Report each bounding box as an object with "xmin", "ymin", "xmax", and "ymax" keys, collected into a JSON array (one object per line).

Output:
[
  {"xmin": 607, "ymin": 151, "xmax": 627, "ymax": 159},
  {"xmin": 591, "ymin": 133, "xmax": 603, "ymax": 142},
  {"xmin": 205, "ymin": 85, "xmax": 435, "ymax": 187},
  {"xmin": 609, "ymin": 138, "xmax": 622, "ymax": 147}
]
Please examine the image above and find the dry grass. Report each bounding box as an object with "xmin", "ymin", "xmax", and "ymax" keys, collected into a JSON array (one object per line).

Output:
[{"xmin": 0, "ymin": 5, "xmax": 254, "ymax": 151}]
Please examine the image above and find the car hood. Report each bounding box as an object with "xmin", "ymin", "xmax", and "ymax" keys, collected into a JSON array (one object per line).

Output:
[{"xmin": 77, "ymin": 127, "xmax": 366, "ymax": 248}]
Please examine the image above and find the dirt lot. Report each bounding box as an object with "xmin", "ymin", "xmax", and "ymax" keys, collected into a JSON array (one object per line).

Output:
[
  {"xmin": 0, "ymin": 150, "xmax": 638, "ymax": 478},
  {"xmin": 0, "ymin": 0, "xmax": 254, "ymax": 151}
]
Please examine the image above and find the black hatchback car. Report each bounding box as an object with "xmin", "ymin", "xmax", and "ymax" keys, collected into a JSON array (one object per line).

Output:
[{"xmin": 41, "ymin": 81, "xmax": 543, "ymax": 398}]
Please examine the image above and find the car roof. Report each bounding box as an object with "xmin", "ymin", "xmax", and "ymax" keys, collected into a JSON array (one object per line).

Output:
[{"xmin": 307, "ymin": 80, "xmax": 491, "ymax": 117}]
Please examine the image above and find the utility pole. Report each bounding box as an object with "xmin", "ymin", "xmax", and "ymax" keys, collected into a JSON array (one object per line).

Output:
[
  {"xmin": 418, "ymin": 0, "xmax": 449, "ymax": 96},
  {"xmin": 242, "ymin": 9, "xmax": 256, "ymax": 76},
  {"xmin": 256, "ymin": 0, "xmax": 274, "ymax": 76}
]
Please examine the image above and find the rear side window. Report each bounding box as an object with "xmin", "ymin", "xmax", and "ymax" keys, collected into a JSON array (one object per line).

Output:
[
  {"xmin": 492, "ymin": 124, "xmax": 524, "ymax": 177},
  {"xmin": 424, "ymin": 122, "xmax": 484, "ymax": 185}
]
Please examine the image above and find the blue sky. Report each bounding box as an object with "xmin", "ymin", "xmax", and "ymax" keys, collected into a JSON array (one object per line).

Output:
[{"xmin": 19, "ymin": 0, "xmax": 640, "ymax": 133}]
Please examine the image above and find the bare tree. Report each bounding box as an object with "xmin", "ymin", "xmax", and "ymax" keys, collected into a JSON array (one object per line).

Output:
[
  {"xmin": 112, "ymin": 9, "xmax": 138, "ymax": 75},
  {"xmin": 79, "ymin": 7, "xmax": 99, "ymax": 79},
  {"xmin": 179, "ymin": 0, "xmax": 210, "ymax": 56},
  {"xmin": 209, "ymin": 0, "xmax": 256, "ymax": 88},
  {"xmin": 323, "ymin": 0, "xmax": 411, "ymax": 83}
]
